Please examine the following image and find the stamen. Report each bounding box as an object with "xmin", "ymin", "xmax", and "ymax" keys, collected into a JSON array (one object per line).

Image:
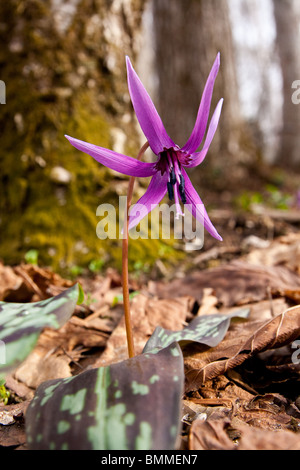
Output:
[
  {"xmin": 179, "ymin": 174, "xmax": 187, "ymax": 204},
  {"xmin": 170, "ymin": 167, "xmax": 176, "ymax": 186},
  {"xmin": 179, "ymin": 174, "xmax": 185, "ymax": 189},
  {"xmin": 164, "ymin": 150, "xmax": 185, "ymax": 204},
  {"xmin": 173, "ymin": 157, "xmax": 181, "ymax": 185},
  {"xmin": 167, "ymin": 182, "xmax": 174, "ymax": 201}
]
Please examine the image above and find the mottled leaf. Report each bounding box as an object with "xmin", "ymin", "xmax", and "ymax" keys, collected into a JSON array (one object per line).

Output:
[
  {"xmin": 143, "ymin": 308, "xmax": 250, "ymax": 354},
  {"xmin": 0, "ymin": 283, "xmax": 81, "ymax": 376},
  {"xmin": 25, "ymin": 343, "xmax": 184, "ymax": 450}
]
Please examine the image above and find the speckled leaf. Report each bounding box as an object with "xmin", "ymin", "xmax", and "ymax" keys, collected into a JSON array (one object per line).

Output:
[
  {"xmin": 0, "ymin": 283, "xmax": 82, "ymax": 375},
  {"xmin": 26, "ymin": 343, "xmax": 184, "ymax": 450},
  {"xmin": 143, "ymin": 308, "xmax": 250, "ymax": 354}
]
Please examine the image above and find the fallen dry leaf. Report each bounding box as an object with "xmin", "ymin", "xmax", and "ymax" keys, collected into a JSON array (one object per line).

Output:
[
  {"xmin": 235, "ymin": 422, "xmax": 300, "ymax": 450},
  {"xmin": 4, "ymin": 375, "xmax": 34, "ymax": 401},
  {"xmin": 0, "ymin": 263, "xmax": 31, "ymax": 302},
  {"xmin": 195, "ymin": 288, "xmax": 219, "ymax": 316},
  {"xmin": 95, "ymin": 294, "xmax": 193, "ymax": 366},
  {"xmin": 150, "ymin": 260, "xmax": 300, "ymax": 307},
  {"xmin": 39, "ymin": 322, "xmax": 109, "ymax": 351},
  {"xmin": 189, "ymin": 415, "xmax": 300, "ymax": 450},
  {"xmin": 185, "ymin": 305, "xmax": 300, "ymax": 391},
  {"xmin": 13, "ymin": 263, "xmax": 73, "ymax": 300},
  {"xmin": 14, "ymin": 350, "xmax": 71, "ymax": 389},
  {"xmin": 246, "ymin": 233, "xmax": 300, "ymax": 274},
  {"xmin": 189, "ymin": 414, "xmax": 236, "ymax": 450},
  {"xmin": 0, "ymin": 422, "xmax": 27, "ymax": 448},
  {"xmin": 0, "ymin": 401, "xmax": 29, "ymax": 448}
]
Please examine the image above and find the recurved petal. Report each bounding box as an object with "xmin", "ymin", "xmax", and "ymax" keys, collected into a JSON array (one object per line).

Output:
[
  {"xmin": 181, "ymin": 168, "xmax": 223, "ymax": 241},
  {"xmin": 126, "ymin": 56, "xmax": 175, "ymax": 156},
  {"xmin": 181, "ymin": 53, "xmax": 221, "ymax": 154},
  {"xmin": 127, "ymin": 171, "xmax": 168, "ymax": 231},
  {"xmin": 65, "ymin": 135, "xmax": 156, "ymax": 177},
  {"xmin": 184, "ymin": 98, "xmax": 223, "ymax": 168}
]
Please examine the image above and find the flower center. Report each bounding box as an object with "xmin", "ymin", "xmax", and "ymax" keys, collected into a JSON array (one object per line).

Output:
[
  {"xmin": 153, "ymin": 149, "xmax": 187, "ymax": 220},
  {"xmin": 163, "ymin": 150, "xmax": 187, "ymax": 205}
]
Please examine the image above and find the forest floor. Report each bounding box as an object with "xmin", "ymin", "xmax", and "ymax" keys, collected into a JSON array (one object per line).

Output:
[{"xmin": 1, "ymin": 165, "xmax": 300, "ymax": 450}]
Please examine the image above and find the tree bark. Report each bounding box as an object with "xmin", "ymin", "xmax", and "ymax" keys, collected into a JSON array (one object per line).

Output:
[
  {"xmin": 273, "ymin": 0, "xmax": 300, "ymax": 167},
  {"xmin": 152, "ymin": 0, "xmax": 256, "ymax": 181},
  {"xmin": 0, "ymin": 0, "xmax": 147, "ymax": 270}
]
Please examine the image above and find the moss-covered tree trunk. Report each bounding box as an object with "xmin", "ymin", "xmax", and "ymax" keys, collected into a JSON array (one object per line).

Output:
[{"xmin": 0, "ymin": 0, "xmax": 153, "ymax": 272}]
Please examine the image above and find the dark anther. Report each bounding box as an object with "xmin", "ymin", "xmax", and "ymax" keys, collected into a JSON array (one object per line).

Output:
[
  {"xmin": 167, "ymin": 182, "xmax": 174, "ymax": 201},
  {"xmin": 170, "ymin": 167, "xmax": 176, "ymax": 186},
  {"xmin": 179, "ymin": 174, "xmax": 187, "ymax": 204},
  {"xmin": 179, "ymin": 174, "xmax": 185, "ymax": 190},
  {"xmin": 180, "ymin": 189, "xmax": 187, "ymax": 204}
]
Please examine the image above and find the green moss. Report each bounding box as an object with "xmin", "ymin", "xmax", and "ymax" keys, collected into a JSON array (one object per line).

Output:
[{"xmin": 0, "ymin": 0, "xmax": 183, "ymax": 276}]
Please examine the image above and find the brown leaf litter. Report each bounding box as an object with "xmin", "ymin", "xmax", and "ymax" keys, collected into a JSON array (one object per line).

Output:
[{"xmin": 1, "ymin": 233, "xmax": 300, "ymax": 449}]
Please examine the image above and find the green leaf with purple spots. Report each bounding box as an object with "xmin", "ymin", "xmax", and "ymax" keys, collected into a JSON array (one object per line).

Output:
[
  {"xmin": 143, "ymin": 308, "xmax": 250, "ymax": 354},
  {"xmin": 25, "ymin": 343, "xmax": 184, "ymax": 450},
  {"xmin": 0, "ymin": 283, "xmax": 82, "ymax": 376}
]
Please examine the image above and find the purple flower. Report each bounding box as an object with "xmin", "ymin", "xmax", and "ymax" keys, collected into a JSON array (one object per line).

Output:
[{"xmin": 65, "ymin": 54, "xmax": 223, "ymax": 241}]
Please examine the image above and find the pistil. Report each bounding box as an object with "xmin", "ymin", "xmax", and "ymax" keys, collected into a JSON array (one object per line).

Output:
[{"xmin": 163, "ymin": 150, "xmax": 187, "ymax": 209}]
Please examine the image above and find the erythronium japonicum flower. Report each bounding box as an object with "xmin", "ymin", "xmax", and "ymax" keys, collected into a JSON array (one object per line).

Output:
[
  {"xmin": 65, "ymin": 54, "xmax": 223, "ymax": 359},
  {"xmin": 65, "ymin": 53, "xmax": 223, "ymax": 242}
]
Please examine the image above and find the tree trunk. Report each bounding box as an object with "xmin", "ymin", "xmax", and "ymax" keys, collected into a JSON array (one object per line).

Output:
[
  {"xmin": 228, "ymin": 0, "xmax": 283, "ymax": 164},
  {"xmin": 152, "ymin": 0, "xmax": 257, "ymax": 184},
  {"xmin": 0, "ymin": 0, "xmax": 150, "ymax": 271},
  {"xmin": 273, "ymin": 0, "xmax": 300, "ymax": 167}
]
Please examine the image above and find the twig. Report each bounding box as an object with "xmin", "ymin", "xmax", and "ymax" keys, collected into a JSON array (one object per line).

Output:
[
  {"xmin": 189, "ymin": 398, "xmax": 233, "ymax": 408},
  {"xmin": 267, "ymin": 285, "xmax": 275, "ymax": 317},
  {"xmin": 60, "ymin": 346, "xmax": 84, "ymax": 370},
  {"xmin": 14, "ymin": 265, "xmax": 45, "ymax": 299}
]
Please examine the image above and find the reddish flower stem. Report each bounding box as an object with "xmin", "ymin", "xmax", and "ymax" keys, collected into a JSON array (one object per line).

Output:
[{"xmin": 122, "ymin": 141, "xmax": 150, "ymax": 358}]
